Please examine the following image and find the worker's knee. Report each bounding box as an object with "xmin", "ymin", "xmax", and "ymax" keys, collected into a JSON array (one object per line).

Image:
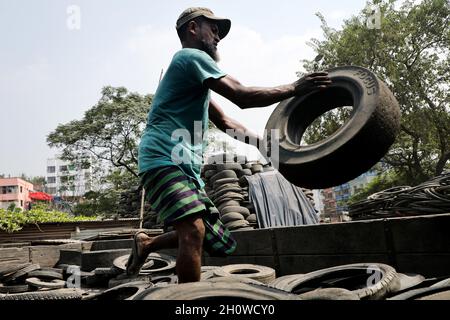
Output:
[{"xmin": 175, "ymin": 214, "xmax": 205, "ymax": 246}]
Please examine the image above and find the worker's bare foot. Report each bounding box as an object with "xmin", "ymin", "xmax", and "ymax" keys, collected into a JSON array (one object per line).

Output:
[{"xmin": 126, "ymin": 231, "xmax": 153, "ymax": 276}]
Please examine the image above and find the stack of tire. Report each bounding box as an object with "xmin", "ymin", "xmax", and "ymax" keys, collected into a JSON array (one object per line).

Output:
[
  {"xmin": 201, "ymin": 153, "xmax": 270, "ymax": 231},
  {"xmin": 0, "ymin": 263, "xmax": 81, "ymax": 300}
]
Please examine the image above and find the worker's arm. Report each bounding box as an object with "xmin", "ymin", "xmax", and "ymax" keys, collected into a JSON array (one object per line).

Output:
[
  {"xmin": 205, "ymin": 72, "xmax": 331, "ymax": 110},
  {"xmin": 209, "ymin": 99, "xmax": 263, "ymax": 147}
]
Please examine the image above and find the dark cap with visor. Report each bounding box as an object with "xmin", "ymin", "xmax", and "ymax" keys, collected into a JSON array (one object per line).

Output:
[{"xmin": 176, "ymin": 7, "xmax": 231, "ymax": 39}]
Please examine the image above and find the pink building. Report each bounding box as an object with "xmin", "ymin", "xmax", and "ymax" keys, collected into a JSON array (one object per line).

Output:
[{"xmin": 0, "ymin": 178, "xmax": 34, "ymax": 210}]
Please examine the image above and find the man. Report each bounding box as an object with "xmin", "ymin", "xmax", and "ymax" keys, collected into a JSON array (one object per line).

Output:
[{"xmin": 126, "ymin": 7, "xmax": 331, "ymax": 283}]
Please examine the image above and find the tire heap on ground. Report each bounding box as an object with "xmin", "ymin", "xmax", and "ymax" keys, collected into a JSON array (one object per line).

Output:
[
  {"xmin": 117, "ymin": 186, "xmax": 162, "ymax": 229},
  {"xmin": 0, "ymin": 263, "xmax": 82, "ymax": 300},
  {"xmin": 201, "ymin": 153, "xmax": 270, "ymax": 231},
  {"xmin": 349, "ymin": 171, "xmax": 450, "ymax": 220}
]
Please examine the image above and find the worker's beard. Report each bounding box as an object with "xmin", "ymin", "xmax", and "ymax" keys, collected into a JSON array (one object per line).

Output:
[{"xmin": 202, "ymin": 41, "xmax": 220, "ymax": 62}]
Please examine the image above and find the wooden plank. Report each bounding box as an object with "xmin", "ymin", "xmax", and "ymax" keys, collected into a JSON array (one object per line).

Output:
[
  {"xmin": 278, "ymin": 254, "xmax": 391, "ymax": 276},
  {"xmin": 0, "ymin": 247, "xmax": 30, "ymax": 266},
  {"xmin": 387, "ymin": 214, "xmax": 450, "ymax": 253},
  {"xmin": 273, "ymin": 220, "xmax": 387, "ymax": 255},
  {"xmin": 204, "ymin": 256, "xmax": 277, "ymax": 271},
  {"xmin": 29, "ymin": 243, "xmax": 83, "ymax": 268},
  {"xmin": 81, "ymin": 249, "xmax": 131, "ymax": 271},
  {"xmin": 395, "ymin": 253, "xmax": 450, "ymax": 278},
  {"xmin": 231, "ymin": 229, "xmax": 274, "ymax": 256}
]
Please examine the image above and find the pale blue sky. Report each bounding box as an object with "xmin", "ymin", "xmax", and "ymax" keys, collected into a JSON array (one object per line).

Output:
[{"xmin": 0, "ymin": 0, "xmax": 368, "ymax": 177}]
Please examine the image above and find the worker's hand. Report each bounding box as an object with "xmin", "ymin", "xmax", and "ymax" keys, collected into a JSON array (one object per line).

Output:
[{"xmin": 292, "ymin": 72, "xmax": 332, "ymax": 96}]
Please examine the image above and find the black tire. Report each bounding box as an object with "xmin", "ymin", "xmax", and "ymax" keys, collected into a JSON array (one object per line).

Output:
[
  {"xmin": 388, "ymin": 273, "xmax": 426, "ymax": 294},
  {"xmin": 201, "ymin": 266, "xmax": 220, "ymax": 272},
  {"xmin": 242, "ymin": 163, "xmax": 253, "ymax": 169},
  {"xmin": 268, "ymin": 274, "xmax": 304, "ymax": 290},
  {"xmin": 273, "ymin": 263, "xmax": 398, "ymax": 300},
  {"xmin": 113, "ymin": 253, "xmax": 176, "ymax": 275},
  {"xmin": 96, "ymin": 281, "xmax": 154, "ymax": 300},
  {"xmin": 246, "ymin": 214, "xmax": 257, "ymax": 223},
  {"xmin": 265, "ymin": 66, "xmax": 401, "ymax": 189},
  {"xmin": 209, "ymin": 170, "xmax": 237, "ymax": 185},
  {"xmin": 0, "ymin": 289, "xmax": 82, "ymax": 301},
  {"xmin": 208, "ymin": 276, "xmax": 264, "ymax": 285},
  {"xmin": 26, "ymin": 277, "xmax": 66, "ymax": 289},
  {"xmin": 204, "ymin": 170, "xmax": 217, "ymax": 179},
  {"xmin": 94, "ymin": 267, "xmax": 122, "ymax": 276},
  {"xmin": 214, "ymin": 182, "xmax": 240, "ymax": 192},
  {"xmin": 213, "ymin": 178, "xmax": 239, "ymax": 189},
  {"xmin": 217, "ymin": 200, "xmax": 241, "ymax": 212},
  {"xmin": 221, "ymin": 206, "xmax": 251, "ymax": 218},
  {"xmin": 298, "ymin": 288, "xmax": 360, "ymax": 300},
  {"xmin": 251, "ymin": 164, "xmax": 264, "ymax": 174},
  {"xmin": 133, "ymin": 281, "xmax": 299, "ymax": 300},
  {"xmin": 0, "ymin": 283, "xmax": 30, "ymax": 294},
  {"xmin": 2, "ymin": 264, "xmax": 40, "ymax": 283},
  {"xmin": 389, "ymin": 285, "xmax": 450, "ymax": 300},
  {"xmin": 216, "ymin": 163, "xmax": 243, "ymax": 171},
  {"xmin": 213, "ymin": 264, "xmax": 276, "ymax": 284},
  {"xmin": 0, "ymin": 263, "xmax": 31, "ymax": 279},
  {"xmin": 108, "ymin": 275, "xmax": 152, "ymax": 288},
  {"xmin": 213, "ymin": 192, "xmax": 245, "ymax": 204},
  {"xmin": 28, "ymin": 269, "xmax": 64, "ymax": 280},
  {"xmin": 211, "ymin": 187, "xmax": 243, "ymax": 201},
  {"xmin": 233, "ymin": 227, "xmax": 255, "ymax": 231},
  {"xmin": 431, "ymin": 277, "xmax": 450, "ymax": 288},
  {"xmin": 237, "ymin": 169, "xmax": 253, "ymax": 177},
  {"xmin": 220, "ymin": 212, "xmax": 245, "ymax": 224},
  {"xmin": 151, "ymin": 275, "xmax": 178, "ymax": 285},
  {"xmin": 224, "ymin": 219, "xmax": 250, "ymax": 230},
  {"xmin": 239, "ymin": 176, "xmax": 249, "ymax": 187},
  {"xmin": 202, "ymin": 164, "xmax": 217, "ymax": 171}
]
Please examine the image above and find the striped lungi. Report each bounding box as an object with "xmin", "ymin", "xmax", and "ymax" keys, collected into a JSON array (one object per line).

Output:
[{"xmin": 140, "ymin": 166, "xmax": 237, "ymax": 256}]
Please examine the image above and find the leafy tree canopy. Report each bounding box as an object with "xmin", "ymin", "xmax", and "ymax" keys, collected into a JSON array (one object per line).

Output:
[
  {"xmin": 301, "ymin": 0, "xmax": 449, "ymax": 186},
  {"xmin": 47, "ymin": 86, "xmax": 152, "ymax": 177}
]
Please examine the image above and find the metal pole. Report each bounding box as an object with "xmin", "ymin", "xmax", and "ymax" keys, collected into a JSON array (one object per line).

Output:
[
  {"xmin": 139, "ymin": 68, "xmax": 164, "ymax": 230},
  {"xmin": 139, "ymin": 187, "xmax": 145, "ymax": 229}
]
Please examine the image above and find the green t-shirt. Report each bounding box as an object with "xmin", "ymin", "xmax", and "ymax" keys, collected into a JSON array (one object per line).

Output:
[{"xmin": 138, "ymin": 48, "xmax": 226, "ymax": 188}]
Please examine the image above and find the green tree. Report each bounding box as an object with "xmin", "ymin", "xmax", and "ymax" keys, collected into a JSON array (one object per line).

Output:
[
  {"xmin": 47, "ymin": 86, "xmax": 152, "ymax": 178},
  {"xmin": 301, "ymin": 0, "xmax": 449, "ymax": 186}
]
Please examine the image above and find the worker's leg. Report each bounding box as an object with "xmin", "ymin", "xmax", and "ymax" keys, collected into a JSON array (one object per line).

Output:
[
  {"xmin": 173, "ymin": 213, "xmax": 205, "ymax": 283},
  {"xmin": 126, "ymin": 230, "xmax": 178, "ymax": 275},
  {"xmin": 136, "ymin": 230, "xmax": 178, "ymax": 255}
]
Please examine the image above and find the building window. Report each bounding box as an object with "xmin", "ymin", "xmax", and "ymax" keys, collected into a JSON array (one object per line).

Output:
[
  {"xmin": 20, "ymin": 200, "xmax": 23, "ymax": 207},
  {"xmin": 47, "ymin": 166, "xmax": 56, "ymax": 173},
  {"xmin": 47, "ymin": 177, "xmax": 56, "ymax": 184},
  {"xmin": 20, "ymin": 186, "xmax": 23, "ymax": 193},
  {"xmin": 47, "ymin": 187, "xmax": 57, "ymax": 195},
  {"xmin": 60, "ymin": 165, "xmax": 68, "ymax": 172},
  {"xmin": 1, "ymin": 186, "xmax": 17, "ymax": 194}
]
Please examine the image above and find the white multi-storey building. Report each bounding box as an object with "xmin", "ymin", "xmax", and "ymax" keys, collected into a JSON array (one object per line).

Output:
[{"xmin": 46, "ymin": 156, "xmax": 94, "ymax": 198}]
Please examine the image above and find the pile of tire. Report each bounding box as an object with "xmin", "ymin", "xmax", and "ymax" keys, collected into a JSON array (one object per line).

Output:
[
  {"xmin": 349, "ymin": 171, "xmax": 450, "ymax": 220},
  {"xmin": 0, "ymin": 263, "xmax": 81, "ymax": 300},
  {"xmin": 202, "ymin": 264, "xmax": 277, "ymax": 284},
  {"xmin": 201, "ymin": 153, "xmax": 274, "ymax": 231},
  {"xmin": 267, "ymin": 262, "xmax": 450, "ymax": 300}
]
